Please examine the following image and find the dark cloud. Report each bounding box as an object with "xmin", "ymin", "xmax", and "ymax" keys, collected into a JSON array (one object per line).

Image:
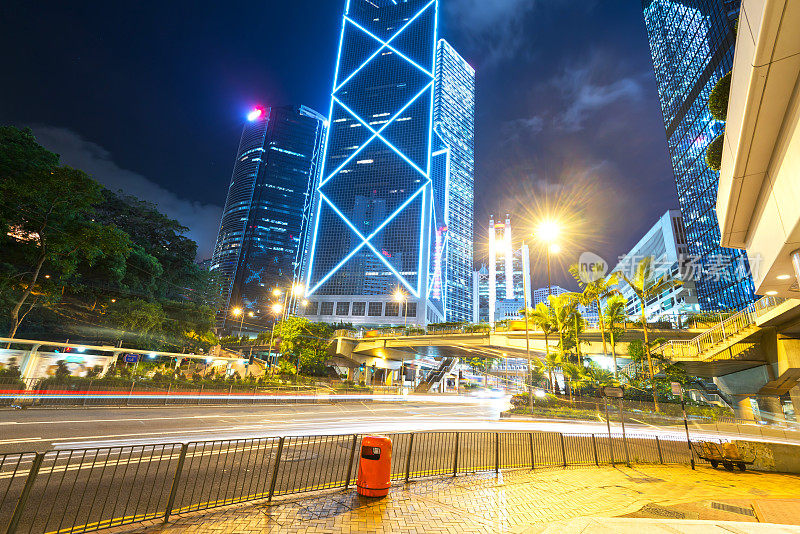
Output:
[{"xmin": 32, "ymin": 126, "xmax": 222, "ymax": 260}]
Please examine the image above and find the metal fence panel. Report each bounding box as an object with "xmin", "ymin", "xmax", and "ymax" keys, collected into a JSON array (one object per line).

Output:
[
  {"xmin": 499, "ymin": 432, "xmax": 531, "ymax": 470},
  {"xmin": 0, "ymin": 452, "xmax": 35, "ymax": 530},
  {"xmin": 457, "ymin": 432, "xmax": 494, "ymax": 474},
  {"xmin": 403, "ymin": 432, "xmax": 456, "ymax": 479},
  {"xmin": 11, "ymin": 444, "xmax": 182, "ymax": 534},
  {"xmin": 272, "ymin": 435, "xmax": 355, "ymax": 496},
  {"xmin": 171, "ymin": 437, "xmax": 278, "ymax": 515},
  {"xmin": 532, "ymin": 433, "xmax": 564, "ymax": 467}
]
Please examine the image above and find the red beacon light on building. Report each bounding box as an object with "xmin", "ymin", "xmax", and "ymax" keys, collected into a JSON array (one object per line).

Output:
[{"xmin": 247, "ymin": 107, "xmax": 265, "ymax": 122}]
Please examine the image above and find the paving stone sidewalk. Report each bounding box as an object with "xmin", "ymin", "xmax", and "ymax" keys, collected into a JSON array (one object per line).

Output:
[{"xmin": 126, "ymin": 465, "xmax": 800, "ymax": 533}]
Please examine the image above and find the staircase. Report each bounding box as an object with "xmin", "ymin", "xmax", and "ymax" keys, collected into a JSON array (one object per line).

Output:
[
  {"xmin": 619, "ymin": 296, "xmax": 786, "ymax": 382},
  {"xmin": 415, "ymin": 357, "xmax": 458, "ymax": 393}
]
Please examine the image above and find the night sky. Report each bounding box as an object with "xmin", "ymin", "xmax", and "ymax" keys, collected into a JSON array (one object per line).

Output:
[{"xmin": 0, "ymin": 0, "xmax": 677, "ymax": 292}]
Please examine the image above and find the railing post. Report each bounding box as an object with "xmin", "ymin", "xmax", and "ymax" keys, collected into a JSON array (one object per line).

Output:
[
  {"xmin": 495, "ymin": 433, "xmax": 500, "ymax": 474},
  {"xmin": 164, "ymin": 443, "xmax": 188, "ymax": 522},
  {"xmin": 529, "ymin": 432, "xmax": 535, "ymax": 470},
  {"xmin": 164, "ymin": 384, "xmax": 171, "ymax": 406},
  {"xmin": 404, "ymin": 433, "xmax": 415, "ymax": 483},
  {"xmin": 126, "ymin": 380, "xmax": 135, "ymax": 406},
  {"xmin": 656, "ymin": 436, "xmax": 664, "ymax": 464},
  {"xmin": 452, "ymin": 432, "xmax": 460, "ymax": 477},
  {"xmin": 198, "ymin": 384, "xmax": 203, "ymax": 405},
  {"xmin": 7, "ymin": 452, "xmax": 45, "ymax": 534},
  {"xmin": 227, "ymin": 384, "xmax": 232, "ymax": 405},
  {"xmin": 559, "ymin": 433, "xmax": 567, "ymax": 467},
  {"xmin": 83, "ymin": 380, "xmax": 92, "ymax": 407},
  {"xmin": 268, "ymin": 437, "xmax": 286, "ymax": 502},
  {"xmin": 592, "ymin": 434, "xmax": 599, "ymax": 466},
  {"xmin": 344, "ymin": 434, "xmax": 359, "ymax": 489}
]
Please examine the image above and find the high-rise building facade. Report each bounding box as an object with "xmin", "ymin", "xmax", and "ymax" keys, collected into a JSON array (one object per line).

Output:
[
  {"xmin": 434, "ymin": 39, "xmax": 475, "ymax": 322},
  {"xmin": 642, "ymin": 0, "xmax": 756, "ymax": 311},
  {"xmin": 303, "ymin": 0, "xmax": 474, "ymax": 327},
  {"xmin": 210, "ymin": 105, "xmax": 326, "ymax": 329},
  {"xmin": 611, "ymin": 210, "xmax": 701, "ymax": 323},
  {"xmin": 472, "ymin": 216, "xmax": 530, "ymax": 323}
]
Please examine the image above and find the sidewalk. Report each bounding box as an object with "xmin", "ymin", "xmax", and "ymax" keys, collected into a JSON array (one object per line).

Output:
[{"xmin": 126, "ymin": 465, "xmax": 800, "ymax": 533}]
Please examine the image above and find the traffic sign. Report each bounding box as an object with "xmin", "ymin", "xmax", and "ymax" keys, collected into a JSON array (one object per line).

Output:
[
  {"xmin": 124, "ymin": 354, "xmax": 138, "ymax": 363},
  {"xmin": 671, "ymin": 382, "xmax": 683, "ymax": 396},
  {"xmin": 602, "ymin": 386, "xmax": 624, "ymax": 398}
]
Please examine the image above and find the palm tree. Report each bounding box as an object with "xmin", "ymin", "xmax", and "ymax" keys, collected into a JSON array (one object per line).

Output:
[
  {"xmin": 565, "ymin": 292, "xmax": 589, "ymax": 365},
  {"xmin": 541, "ymin": 350, "xmax": 563, "ymax": 394},
  {"xmin": 561, "ymin": 362, "xmax": 585, "ymax": 403},
  {"xmin": 603, "ymin": 293, "xmax": 628, "ymax": 380},
  {"xmin": 616, "ymin": 256, "xmax": 682, "ymax": 411},
  {"xmin": 569, "ymin": 263, "xmax": 620, "ymax": 362},
  {"xmin": 526, "ymin": 303, "xmax": 558, "ymax": 391},
  {"xmin": 548, "ymin": 294, "xmax": 577, "ymax": 363},
  {"xmin": 584, "ymin": 363, "xmax": 615, "ymax": 388}
]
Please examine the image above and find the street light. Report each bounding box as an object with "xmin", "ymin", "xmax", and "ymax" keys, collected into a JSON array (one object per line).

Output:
[
  {"xmin": 393, "ymin": 289, "xmax": 408, "ymax": 329},
  {"xmin": 536, "ymin": 220, "xmax": 561, "ymax": 297}
]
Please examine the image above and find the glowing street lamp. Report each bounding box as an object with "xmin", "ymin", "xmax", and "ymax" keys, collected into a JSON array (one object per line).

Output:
[
  {"xmin": 231, "ymin": 307, "xmax": 250, "ymax": 337},
  {"xmin": 393, "ymin": 289, "xmax": 408, "ymax": 329},
  {"xmin": 536, "ymin": 220, "xmax": 562, "ymax": 297}
]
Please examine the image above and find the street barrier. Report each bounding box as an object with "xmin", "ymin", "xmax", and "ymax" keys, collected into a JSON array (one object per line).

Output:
[{"xmin": 0, "ymin": 429, "xmax": 700, "ymax": 534}]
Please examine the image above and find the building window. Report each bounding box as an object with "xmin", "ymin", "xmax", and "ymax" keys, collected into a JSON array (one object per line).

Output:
[
  {"xmin": 336, "ymin": 302, "xmax": 350, "ymax": 316},
  {"xmin": 405, "ymin": 303, "xmax": 417, "ymax": 317},
  {"xmin": 368, "ymin": 302, "xmax": 383, "ymax": 317},
  {"xmin": 305, "ymin": 302, "xmax": 319, "ymax": 316},
  {"xmin": 320, "ymin": 302, "xmax": 334, "ymax": 316},
  {"xmin": 352, "ymin": 302, "xmax": 366, "ymax": 316},
  {"xmin": 385, "ymin": 302, "xmax": 400, "ymax": 316}
]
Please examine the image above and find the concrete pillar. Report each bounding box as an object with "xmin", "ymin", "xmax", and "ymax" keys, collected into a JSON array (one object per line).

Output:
[
  {"xmin": 758, "ymin": 396, "xmax": 786, "ymax": 423},
  {"xmin": 384, "ymin": 369, "xmax": 392, "ymax": 386},
  {"xmin": 790, "ymin": 386, "xmax": 800, "ymax": 422},
  {"xmin": 735, "ymin": 396, "xmax": 758, "ymax": 422},
  {"xmin": 18, "ymin": 345, "xmax": 41, "ymax": 386}
]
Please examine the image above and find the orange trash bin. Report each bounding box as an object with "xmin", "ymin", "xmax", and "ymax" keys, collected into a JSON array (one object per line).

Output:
[{"xmin": 356, "ymin": 435, "xmax": 392, "ymax": 497}]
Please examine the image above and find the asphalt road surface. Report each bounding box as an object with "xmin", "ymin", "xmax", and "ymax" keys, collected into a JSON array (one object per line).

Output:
[{"xmin": 0, "ymin": 397, "xmax": 796, "ymax": 454}]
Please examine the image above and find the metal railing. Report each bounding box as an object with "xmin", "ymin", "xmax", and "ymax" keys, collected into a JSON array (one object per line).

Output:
[
  {"xmin": 0, "ymin": 379, "xmax": 400, "ymax": 408},
  {"xmin": 653, "ymin": 296, "xmax": 787, "ymax": 362},
  {"xmin": 1, "ymin": 429, "xmax": 699, "ymax": 534}
]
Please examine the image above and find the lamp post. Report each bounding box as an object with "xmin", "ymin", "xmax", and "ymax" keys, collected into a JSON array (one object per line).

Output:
[
  {"xmin": 520, "ymin": 245, "xmax": 533, "ymax": 413},
  {"xmin": 230, "ymin": 307, "xmax": 253, "ymax": 338},
  {"xmin": 267, "ymin": 301, "xmax": 283, "ymax": 372}
]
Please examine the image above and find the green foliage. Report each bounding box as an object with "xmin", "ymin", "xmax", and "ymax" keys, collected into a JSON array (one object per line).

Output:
[
  {"xmin": 0, "ymin": 357, "xmax": 21, "ymax": 378},
  {"xmin": 706, "ymin": 133, "xmax": 724, "ymax": 171},
  {"xmin": 462, "ymin": 355, "xmax": 496, "ymax": 373},
  {"xmin": 272, "ymin": 317, "xmax": 334, "ymax": 376},
  {"xmin": 0, "ymin": 127, "xmax": 134, "ymax": 337},
  {"xmin": 0, "ymin": 126, "xmax": 218, "ymax": 348},
  {"xmin": 709, "ymin": 72, "xmax": 732, "ymax": 122}
]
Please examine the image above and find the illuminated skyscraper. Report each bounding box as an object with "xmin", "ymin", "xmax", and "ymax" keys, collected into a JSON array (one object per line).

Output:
[
  {"xmin": 641, "ymin": 0, "xmax": 755, "ymax": 310},
  {"xmin": 474, "ymin": 216, "xmax": 530, "ymax": 324},
  {"xmin": 303, "ymin": 0, "xmax": 473, "ymax": 326},
  {"xmin": 210, "ymin": 105, "xmax": 326, "ymax": 329},
  {"xmin": 434, "ymin": 39, "xmax": 475, "ymax": 322}
]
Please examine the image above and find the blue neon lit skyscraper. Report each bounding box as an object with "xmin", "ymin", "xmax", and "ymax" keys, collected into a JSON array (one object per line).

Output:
[
  {"xmin": 302, "ymin": 0, "xmax": 473, "ymax": 326},
  {"xmin": 641, "ymin": 0, "xmax": 755, "ymax": 310},
  {"xmin": 433, "ymin": 39, "xmax": 475, "ymax": 322},
  {"xmin": 210, "ymin": 105, "xmax": 326, "ymax": 330}
]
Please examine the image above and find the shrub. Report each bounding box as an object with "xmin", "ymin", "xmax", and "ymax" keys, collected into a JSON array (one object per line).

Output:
[
  {"xmin": 709, "ymin": 72, "xmax": 731, "ymax": 121},
  {"xmin": 706, "ymin": 133, "xmax": 725, "ymax": 171}
]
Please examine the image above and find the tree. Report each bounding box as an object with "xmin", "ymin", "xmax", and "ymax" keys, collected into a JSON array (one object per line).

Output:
[
  {"xmin": 548, "ymin": 294, "xmax": 577, "ymax": 361},
  {"xmin": 272, "ymin": 317, "xmax": 334, "ymax": 377},
  {"xmin": 525, "ymin": 303, "xmax": 558, "ymax": 392},
  {"xmin": 603, "ymin": 293, "xmax": 628, "ymax": 379},
  {"xmin": 616, "ymin": 256, "xmax": 682, "ymax": 411},
  {"xmin": 0, "ymin": 127, "xmax": 132, "ymax": 340},
  {"xmin": 569, "ymin": 263, "xmax": 620, "ymax": 362},
  {"xmin": 561, "ymin": 363, "xmax": 585, "ymax": 403}
]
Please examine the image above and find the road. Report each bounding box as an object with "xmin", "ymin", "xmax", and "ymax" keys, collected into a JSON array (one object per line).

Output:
[{"xmin": 0, "ymin": 396, "xmax": 795, "ymax": 454}]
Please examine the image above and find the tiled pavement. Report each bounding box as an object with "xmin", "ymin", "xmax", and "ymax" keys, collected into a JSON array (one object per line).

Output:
[{"xmin": 126, "ymin": 466, "xmax": 800, "ymax": 533}]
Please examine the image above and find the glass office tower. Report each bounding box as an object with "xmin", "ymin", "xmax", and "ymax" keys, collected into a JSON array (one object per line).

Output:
[
  {"xmin": 642, "ymin": 0, "xmax": 755, "ymax": 310},
  {"xmin": 304, "ymin": 0, "xmax": 472, "ymax": 327},
  {"xmin": 434, "ymin": 39, "xmax": 475, "ymax": 323},
  {"xmin": 211, "ymin": 105, "xmax": 326, "ymax": 330}
]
